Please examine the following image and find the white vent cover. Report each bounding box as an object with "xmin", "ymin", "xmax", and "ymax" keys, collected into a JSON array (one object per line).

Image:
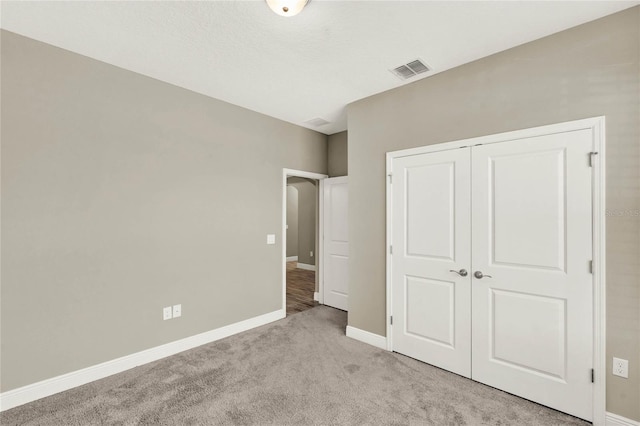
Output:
[
  {"xmin": 305, "ymin": 117, "xmax": 330, "ymax": 127},
  {"xmin": 390, "ymin": 59, "xmax": 430, "ymax": 80}
]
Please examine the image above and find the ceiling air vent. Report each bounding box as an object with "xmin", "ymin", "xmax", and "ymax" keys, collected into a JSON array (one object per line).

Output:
[
  {"xmin": 305, "ymin": 117, "xmax": 330, "ymax": 127},
  {"xmin": 391, "ymin": 59, "xmax": 430, "ymax": 80}
]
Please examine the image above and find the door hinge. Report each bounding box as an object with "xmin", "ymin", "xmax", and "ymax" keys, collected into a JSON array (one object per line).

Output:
[
  {"xmin": 388, "ymin": 173, "xmax": 393, "ymax": 184},
  {"xmin": 589, "ymin": 152, "xmax": 598, "ymax": 167},
  {"xmin": 389, "ymin": 245, "xmax": 393, "ymax": 255},
  {"xmin": 589, "ymin": 260, "xmax": 593, "ymax": 274},
  {"xmin": 591, "ymin": 368, "xmax": 595, "ymax": 383},
  {"xmin": 390, "ymin": 316, "xmax": 393, "ymax": 325}
]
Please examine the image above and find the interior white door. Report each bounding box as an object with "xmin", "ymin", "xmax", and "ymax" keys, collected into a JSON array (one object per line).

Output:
[
  {"xmin": 323, "ymin": 176, "xmax": 348, "ymax": 311},
  {"xmin": 391, "ymin": 149, "xmax": 472, "ymax": 377},
  {"xmin": 471, "ymin": 130, "xmax": 594, "ymax": 420}
]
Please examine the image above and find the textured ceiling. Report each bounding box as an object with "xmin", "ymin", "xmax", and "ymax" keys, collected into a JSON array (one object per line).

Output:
[{"xmin": 1, "ymin": 1, "xmax": 637, "ymax": 135}]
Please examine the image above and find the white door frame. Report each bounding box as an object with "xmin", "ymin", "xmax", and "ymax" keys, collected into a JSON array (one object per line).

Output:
[
  {"xmin": 385, "ymin": 117, "xmax": 606, "ymax": 425},
  {"xmin": 282, "ymin": 169, "xmax": 328, "ymax": 311}
]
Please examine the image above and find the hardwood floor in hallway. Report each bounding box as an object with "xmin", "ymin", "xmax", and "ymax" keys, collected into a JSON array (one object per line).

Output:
[{"xmin": 286, "ymin": 261, "xmax": 318, "ymax": 315}]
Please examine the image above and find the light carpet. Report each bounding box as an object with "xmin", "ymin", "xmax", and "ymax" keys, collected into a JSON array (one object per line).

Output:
[{"xmin": 1, "ymin": 306, "xmax": 588, "ymax": 425}]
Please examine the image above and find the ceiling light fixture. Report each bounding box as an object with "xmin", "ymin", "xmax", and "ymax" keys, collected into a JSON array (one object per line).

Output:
[{"xmin": 265, "ymin": 0, "xmax": 309, "ymax": 17}]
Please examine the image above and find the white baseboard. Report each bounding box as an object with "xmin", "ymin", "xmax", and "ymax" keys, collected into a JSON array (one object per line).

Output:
[
  {"xmin": 607, "ymin": 412, "xmax": 640, "ymax": 426},
  {"xmin": 0, "ymin": 309, "xmax": 285, "ymax": 412},
  {"xmin": 286, "ymin": 256, "xmax": 298, "ymax": 262},
  {"xmin": 313, "ymin": 292, "xmax": 320, "ymax": 301},
  {"xmin": 297, "ymin": 263, "xmax": 316, "ymax": 271},
  {"xmin": 346, "ymin": 326, "xmax": 387, "ymax": 350}
]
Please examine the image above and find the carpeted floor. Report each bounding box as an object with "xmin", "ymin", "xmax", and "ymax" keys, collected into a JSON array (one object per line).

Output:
[{"xmin": 1, "ymin": 306, "xmax": 588, "ymax": 425}]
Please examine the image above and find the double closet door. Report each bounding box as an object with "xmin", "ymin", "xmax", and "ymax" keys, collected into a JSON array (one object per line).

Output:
[{"xmin": 390, "ymin": 129, "xmax": 594, "ymax": 420}]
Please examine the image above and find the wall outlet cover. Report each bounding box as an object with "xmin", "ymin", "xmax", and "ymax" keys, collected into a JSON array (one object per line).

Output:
[
  {"xmin": 612, "ymin": 357, "xmax": 629, "ymax": 378},
  {"xmin": 163, "ymin": 306, "xmax": 172, "ymax": 321}
]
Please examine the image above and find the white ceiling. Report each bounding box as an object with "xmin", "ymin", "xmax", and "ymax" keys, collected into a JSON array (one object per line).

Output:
[{"xmin": 1, "ymin": 1, "xmax": 637, "ymax": 135}]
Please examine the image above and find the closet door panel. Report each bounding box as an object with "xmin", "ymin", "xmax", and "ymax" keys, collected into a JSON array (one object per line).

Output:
[
  {"xmin": 391, "ymin": 149, "xmax": 472, "ymax": 378},
  {"xmin": 471, "ymin": 130, "xmax": 594, "ymax": 421}
]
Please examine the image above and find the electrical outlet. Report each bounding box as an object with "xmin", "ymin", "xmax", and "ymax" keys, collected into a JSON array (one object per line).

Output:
[
  {"xmin": 173, "ymin": 304, "xmax": 182, "ymax": 318},
  {"xmin": 613, "ymin": 357, "xmax": 629, "ymax": 378},
  {"xmin": 163, "ymin": 306, "xmax": 172, "ymax": 321},
  {"xmin": 310, "ymin": 251, "xmax": 313, "ymax": 257}
]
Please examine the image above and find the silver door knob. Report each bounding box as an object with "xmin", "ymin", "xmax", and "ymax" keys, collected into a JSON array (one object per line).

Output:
[
  {"xmin": 450, "ymin": 269, "xmax": 468, "ymax": 277},
  {"xmin": 474, "ymin": 271, "xmax": 492, "ymax": 279}
]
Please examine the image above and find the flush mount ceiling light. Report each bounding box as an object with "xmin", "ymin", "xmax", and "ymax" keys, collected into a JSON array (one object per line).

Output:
[{"xmin": 265, "ymin": 0, "xmax": 309, "ymax": 17}]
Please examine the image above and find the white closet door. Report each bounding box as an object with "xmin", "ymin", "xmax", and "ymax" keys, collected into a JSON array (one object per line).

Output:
[
  {"xmin": 471, "ymin": 130, "xmax": 594, "ymax": 420},
  {"xmin": 391, "ymin": 149, "xmax": 472, "ymax": 377},
  {"xmin": 323, "ymin": 177, "xmax": 349, "ymax": 311}
]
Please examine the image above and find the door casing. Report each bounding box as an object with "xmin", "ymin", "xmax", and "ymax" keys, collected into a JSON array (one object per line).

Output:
[{"xmin": 385, "ymin": 117, "xmax": 606, "ymax": 425}]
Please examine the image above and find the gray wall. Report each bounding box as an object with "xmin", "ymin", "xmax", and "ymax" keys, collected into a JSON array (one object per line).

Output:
[
  {"xmin": 287, "ymin": 178, "xmax": 316, "ymax": 266},
  {"xmin": 347, "ymin": 7, "xmax": 639, "ymax": 421},
  {"xmin": 0, "ymin": 30, "xmax": 327, "ymax": 392},
  {"xmin": 286, "ymin": 186, "xmax": 299, "ymax": 257},
  {"xmin": 328, "ymin": 131, "xmax": 348, "ymax": 177}
]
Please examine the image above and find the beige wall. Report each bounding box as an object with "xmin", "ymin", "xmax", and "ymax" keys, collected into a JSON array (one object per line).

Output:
[
  {"xmin": 287, "ymin": 178, "xmax": 317, "ymax": 266},
  {"xmin": 0, "ymin": 30, "xmax": 327, "ymax": 392},
  {"xmin": 285, "ymin": 186, "xmax": 299, "ymax": 257},
  {"xmin": 327, "ymin": 131, "xmax": 348, "ymax": 177},
  {"xmin": 347, "ymin": 7, "xmax": 639, "ymax": 421}
]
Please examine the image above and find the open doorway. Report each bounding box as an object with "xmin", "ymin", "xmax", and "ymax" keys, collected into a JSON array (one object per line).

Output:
[
  {"xmin": 282, "ymin": 169, "xmax": 327, "ymax": 316},
  {"xmin": 286, "ymin": 177, "xmax": 318, "ymax": 315}
]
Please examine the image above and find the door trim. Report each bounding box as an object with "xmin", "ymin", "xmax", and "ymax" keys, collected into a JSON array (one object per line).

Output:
[
  {"xmin": 282, "ymin": 169, "xmax": 328, "ymax": 311},
  {"xmin": 385, "ymin": 117, "xmax": 606, "ymax": 425}
]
